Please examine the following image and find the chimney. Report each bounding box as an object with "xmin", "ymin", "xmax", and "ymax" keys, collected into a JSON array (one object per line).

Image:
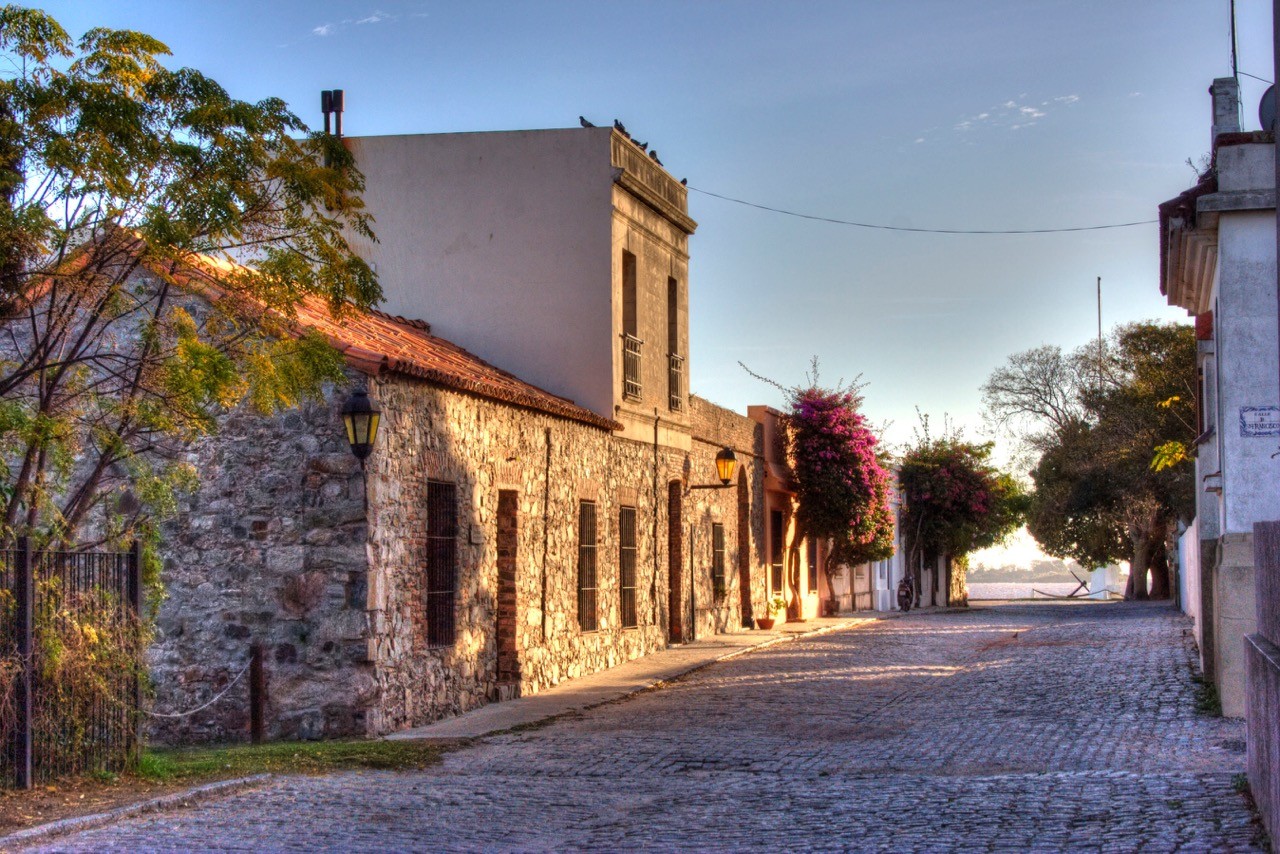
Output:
[
  {"xmin": 320, "ymin": 89, "xmax": 345, "ymax": 138},
  {"xmin": 1210, "ymin": 77, "xmax": 1241, "ymax": 144}
]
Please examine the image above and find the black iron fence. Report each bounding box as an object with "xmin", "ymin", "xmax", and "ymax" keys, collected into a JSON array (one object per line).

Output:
[{"xmin": 0, "ymin": 538, "xmax": 143, "ymax": 789}]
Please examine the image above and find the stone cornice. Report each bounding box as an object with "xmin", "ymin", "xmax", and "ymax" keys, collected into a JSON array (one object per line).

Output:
[{"xmin": 610, "ymin": 131, "xmax": 697, "ymax": 235}]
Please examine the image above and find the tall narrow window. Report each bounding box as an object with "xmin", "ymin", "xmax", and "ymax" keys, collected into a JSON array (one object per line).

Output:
[
  {"xmin": 578, "ymin": 501, "xmax": 598, "ymax": 631},
  {"xmin": 667, "ymin": 277, "xmax": 683, "ymax": 411},
  {"xmin": 621, "ymin": 250, "xmax": 642, "ymax": 399},
  {"xmin": 807, "ymin": 538, "xmax": 818, "ymax": 592},
  {"xmin": 623, "ymin": 251, "xmax": 638, "ymax": 338},
  {"xmin": 711, "ymin": 523, "xmax": 726, "ymax": 600},
  {"xmin": 619, "ymin": 506, "xmax": 638, "ymax": 628},
  {"xmin": 425, "ymin": 480, "xmax": 458, "ymax": 647},
  {"xmin": 769, "ymin": 510, "xmax": 784, "ymax": 593}
]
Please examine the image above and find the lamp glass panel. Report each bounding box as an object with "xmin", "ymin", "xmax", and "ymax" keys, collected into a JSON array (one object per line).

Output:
[{"xmin": 715, "ymin": 453, "xmax": 736, "ymax": 483}]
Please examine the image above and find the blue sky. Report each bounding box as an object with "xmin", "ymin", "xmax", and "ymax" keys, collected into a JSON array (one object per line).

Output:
[{"xmin": 37, "ymin": 1, "xmax": 1275, "ymax": 462}]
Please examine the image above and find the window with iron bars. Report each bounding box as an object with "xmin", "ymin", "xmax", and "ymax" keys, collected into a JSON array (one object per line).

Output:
[
  {"xmin": 425, "ymin": 480, "xmax": 458, "ymax": 647},
  {"xmin": 577, "ymin": 501, "xmax": 598, "ymax": 632},
  {"xmin": 668, "ymin": 352, "xmax": 684, "ymax": 411},
  {"xmin": 619, "ymin": 506, "xmax": 638, "ymax": 628},
  {"xmin": 622, "ymin": 334, "xmax": 643, "ymax": 399},
  {"xmin": 711, "ymin": 523, "xmax": 726, "ymax": 601}
]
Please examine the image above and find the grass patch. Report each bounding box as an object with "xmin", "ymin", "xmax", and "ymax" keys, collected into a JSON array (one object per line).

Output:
[
  {"xmin": 1192, "ymin": 673, "xmax": 1223, "ymax": 716},
  {"xmin": 137, "ymin": 738, "xmax": 445, "ymax": 783}
]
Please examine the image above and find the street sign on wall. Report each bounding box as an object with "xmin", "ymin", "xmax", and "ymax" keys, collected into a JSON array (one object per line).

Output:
[{"xmin": 1240, "ymin": 406, "xmax": 1280, "ymax": 437}]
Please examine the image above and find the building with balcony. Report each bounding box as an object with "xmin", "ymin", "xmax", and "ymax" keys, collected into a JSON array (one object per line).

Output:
[{"xmin": 342, "ymin": 127, "xmax": 695, "ymax": 449}]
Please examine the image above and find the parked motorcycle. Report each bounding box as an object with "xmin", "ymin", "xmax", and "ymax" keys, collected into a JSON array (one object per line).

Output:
[{"xmin": 897, "ymin": 575, "xmax": 915, "ymax": 612}]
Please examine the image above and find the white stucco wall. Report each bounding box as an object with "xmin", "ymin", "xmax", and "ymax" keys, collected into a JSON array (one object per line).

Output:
[
  {"xmin": 344, "ymin": 129, "xmax": 616, "ymax": 417},
  {"xmin": 1215, "ymin": 210, "xmax": 1280, "ymax": 534},
  {"xmin": 1179, "ymin": 518, "xmax": 1203, "ymax": 660}
]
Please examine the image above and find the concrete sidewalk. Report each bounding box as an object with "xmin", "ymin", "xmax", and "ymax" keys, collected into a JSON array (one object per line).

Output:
[{"xmin": 386, "ymin": 615, "xmax": 877, "ymax": 740}]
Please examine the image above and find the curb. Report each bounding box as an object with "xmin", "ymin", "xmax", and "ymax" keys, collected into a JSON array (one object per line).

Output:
[{"xmin": 0, "ymin": 773, "xmax": 273, "ymax": 850}]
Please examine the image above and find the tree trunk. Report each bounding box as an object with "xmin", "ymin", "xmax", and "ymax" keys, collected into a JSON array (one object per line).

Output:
[
  {"xmin": 1149, "ymin": 541, "xmax": 1171, "ymax": 600},
  {"xmin": 1127, "ymin": 536, "xmax": 1151, "ymax": 600}
]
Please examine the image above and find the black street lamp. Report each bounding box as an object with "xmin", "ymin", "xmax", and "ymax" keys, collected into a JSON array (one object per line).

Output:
[
  {"xmin": 341, "ymin": 389, "xmax": 381, "ymax": 467},
  {"xmin": 688, "ymin": 447, "xmax": 737, "ymax": 491}
]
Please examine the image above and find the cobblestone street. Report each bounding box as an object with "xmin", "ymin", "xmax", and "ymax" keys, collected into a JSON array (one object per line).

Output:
[{"xmin": 26, "ymin": 602, "xmax": 1265, "ymax": 852}]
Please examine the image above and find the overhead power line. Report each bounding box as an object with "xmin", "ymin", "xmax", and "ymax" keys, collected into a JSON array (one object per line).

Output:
[
  {"xmin": 686, "ymin": 186, "xmax": 1158, "ymax": 235},
  {"xmin": 1238, "ymin": 70, "xmax": 1273, "ymax": 85}
]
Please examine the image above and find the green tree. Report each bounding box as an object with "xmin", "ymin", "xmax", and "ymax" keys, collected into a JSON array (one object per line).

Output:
[
  {"xmin": 898, "ymin": 417, "xmax": 1028, "ymax": 605},
  {"xmin": 983, "ymin": 322, "xmax": 1196, "ymax": 599},
  {"xmin": 0, "ymin": 7, "xmax": 380, "ymax": 557}
]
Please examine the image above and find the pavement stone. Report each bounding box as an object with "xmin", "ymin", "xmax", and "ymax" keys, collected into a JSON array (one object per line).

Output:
[{"xmin": 17, "ymin": 601, "xmax": 1267, "ymax": 852}]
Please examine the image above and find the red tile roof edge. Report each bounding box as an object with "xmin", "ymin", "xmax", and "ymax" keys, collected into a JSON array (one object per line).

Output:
[
  {"xmin": 133, "ymin": 250, "xmax": 621, "ymax": 432},
  {"xmin": 380, "ymin": 355, "xmax": 621, "ymax": 430}
]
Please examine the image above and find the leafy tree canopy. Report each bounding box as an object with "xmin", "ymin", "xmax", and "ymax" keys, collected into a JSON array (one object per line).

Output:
[
  {"xmin": 983, "ymin": 321, "xmax": 1195, "ymax": 597},
  {"xmin": 0, "ymin": 6, "xmax": 381, "ymax": 558}
]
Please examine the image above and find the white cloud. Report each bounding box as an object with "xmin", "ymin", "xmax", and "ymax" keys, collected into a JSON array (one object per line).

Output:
[
  {"xmin": 312, "ymin": 23, "xmax": 334, "ymax": 36},
  {"xmin": 976, "ymin": 112, "xmax": 990, "ymax": 120},
  {"xmin": 357, "ymin": 10, "xmax": 394, "ymax": 24},
  {"xmin": 915, "ymin": 137, "xmax": 925, "ymax": 143},
  {"xmin": 1054, "ymin": 94, "xmax": 1080, "ymax": 105},
  {"xmin": 1019, "ymin": 106, "xmax": 1045, "ymax": 118}
]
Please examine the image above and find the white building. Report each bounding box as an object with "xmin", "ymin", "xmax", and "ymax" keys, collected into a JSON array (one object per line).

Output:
[{"xmin": 1159, "ymin": 77, "xmax": 1279, "ymax": 716}]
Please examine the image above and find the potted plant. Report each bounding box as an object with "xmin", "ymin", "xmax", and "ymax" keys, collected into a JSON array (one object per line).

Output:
[{"xmin": 756, "ymin": 595, "xmax": 787, "ymax": 630}]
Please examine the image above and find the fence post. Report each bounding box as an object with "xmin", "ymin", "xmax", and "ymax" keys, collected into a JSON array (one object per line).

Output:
[
  {"xmin": 13, "ymin": 536, "xmax": 32, "ymax": 789},
  {"xmin": 127, "ymin": 540, "xmax": 144, "ymax": 765},
  {"xmin": 249, "ymin": 643, "xmax": 265, "ymax": 744}
]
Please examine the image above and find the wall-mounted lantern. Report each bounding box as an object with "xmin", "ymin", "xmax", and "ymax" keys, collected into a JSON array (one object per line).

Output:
[
  {"xmin": 341, "ymin": 389, "xmax": 381, "ymax": 467},
  {"xmin": 688, "ymin": 447, "xmax": 737, "ymax": 491}
]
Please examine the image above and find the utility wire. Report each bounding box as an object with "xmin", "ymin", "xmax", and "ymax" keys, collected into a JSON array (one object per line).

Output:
[
  {"xmin": 1239, "ymin": 70, "xmax": 1273, "ymax": 85},
  {"xmin": 687, "ymin": 186, "xmax": 1157, "ymax": 235}
]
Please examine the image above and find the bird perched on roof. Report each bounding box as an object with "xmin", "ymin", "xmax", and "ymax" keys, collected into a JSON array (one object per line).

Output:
[
  {"xmin": 579, "ymin": 116, "xmax": 595, "ymax": 128},
  {"xmin": 613, "ymin": 119, "xmax": 630, "ymax": 138},
  {"xmin": 634, "ymin": 140, "xmax": 648, "ymax": 151},
  {"xmin": 648, "ymin": 149, "xmax": 662, "ymax": 166},
  {"xmin": 680, "ymin": 178, "xmax": 687, "ymax": 186}
]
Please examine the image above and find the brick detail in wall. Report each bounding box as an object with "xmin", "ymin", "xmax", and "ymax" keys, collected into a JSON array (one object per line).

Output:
[
  {"xmin": 496, "ymin": 490, "xmax": 520, "ymax": 686},
  {"xmin": 668, "ymin": 480, "xmax": 683, "ymax": 644}
]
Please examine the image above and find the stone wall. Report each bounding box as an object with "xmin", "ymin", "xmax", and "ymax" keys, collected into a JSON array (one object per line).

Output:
[
  {"xmin": 688, "ymin": 396, "xmax": 767, "ymax": 636},
  {"xmin": 150, "ymin": 381, "xmax": 375, "ymax": 744},
  {"xmin": 149, "ymin": 376, "xmax": 772, "ymax": 742},
  {"xmin": 1246, "ymin": 521, "xmax": 1280, "ymax": 842},
  {"xmin": 360, "ymin": 382, "xmax": 769, "ymax": 733}
]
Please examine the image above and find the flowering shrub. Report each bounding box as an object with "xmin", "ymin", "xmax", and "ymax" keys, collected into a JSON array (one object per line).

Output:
[
  {"xmin": 898, "ymin": 426, "xmax": 1027, "ymax": 563},
  {"xmin": 788, "ymin": 387, "xmax": 895, "ymax": 569}
]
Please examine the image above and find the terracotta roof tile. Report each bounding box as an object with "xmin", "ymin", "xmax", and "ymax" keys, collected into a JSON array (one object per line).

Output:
[
  {"xmin": 295, "ymin": 298, "xmax": 620, "ymax": 430},
  {"xmin": 148, "ymin": 250, "xmax": 620, "ymax": 432}
]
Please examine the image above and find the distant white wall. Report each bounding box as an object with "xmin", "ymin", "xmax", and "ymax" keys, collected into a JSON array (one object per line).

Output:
[
  {"xmin": 344, "ymin": 129, "xmax": 616, "ymax": 417},
  {"xmin": 1179, "ymin": 518, "xmax": 1203, "ymax": 658}
]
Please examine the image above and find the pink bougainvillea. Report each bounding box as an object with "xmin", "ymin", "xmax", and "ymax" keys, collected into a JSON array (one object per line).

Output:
[{"xmin": 788, "ymin": 387, "xmax": 895, "ymax": 569}]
